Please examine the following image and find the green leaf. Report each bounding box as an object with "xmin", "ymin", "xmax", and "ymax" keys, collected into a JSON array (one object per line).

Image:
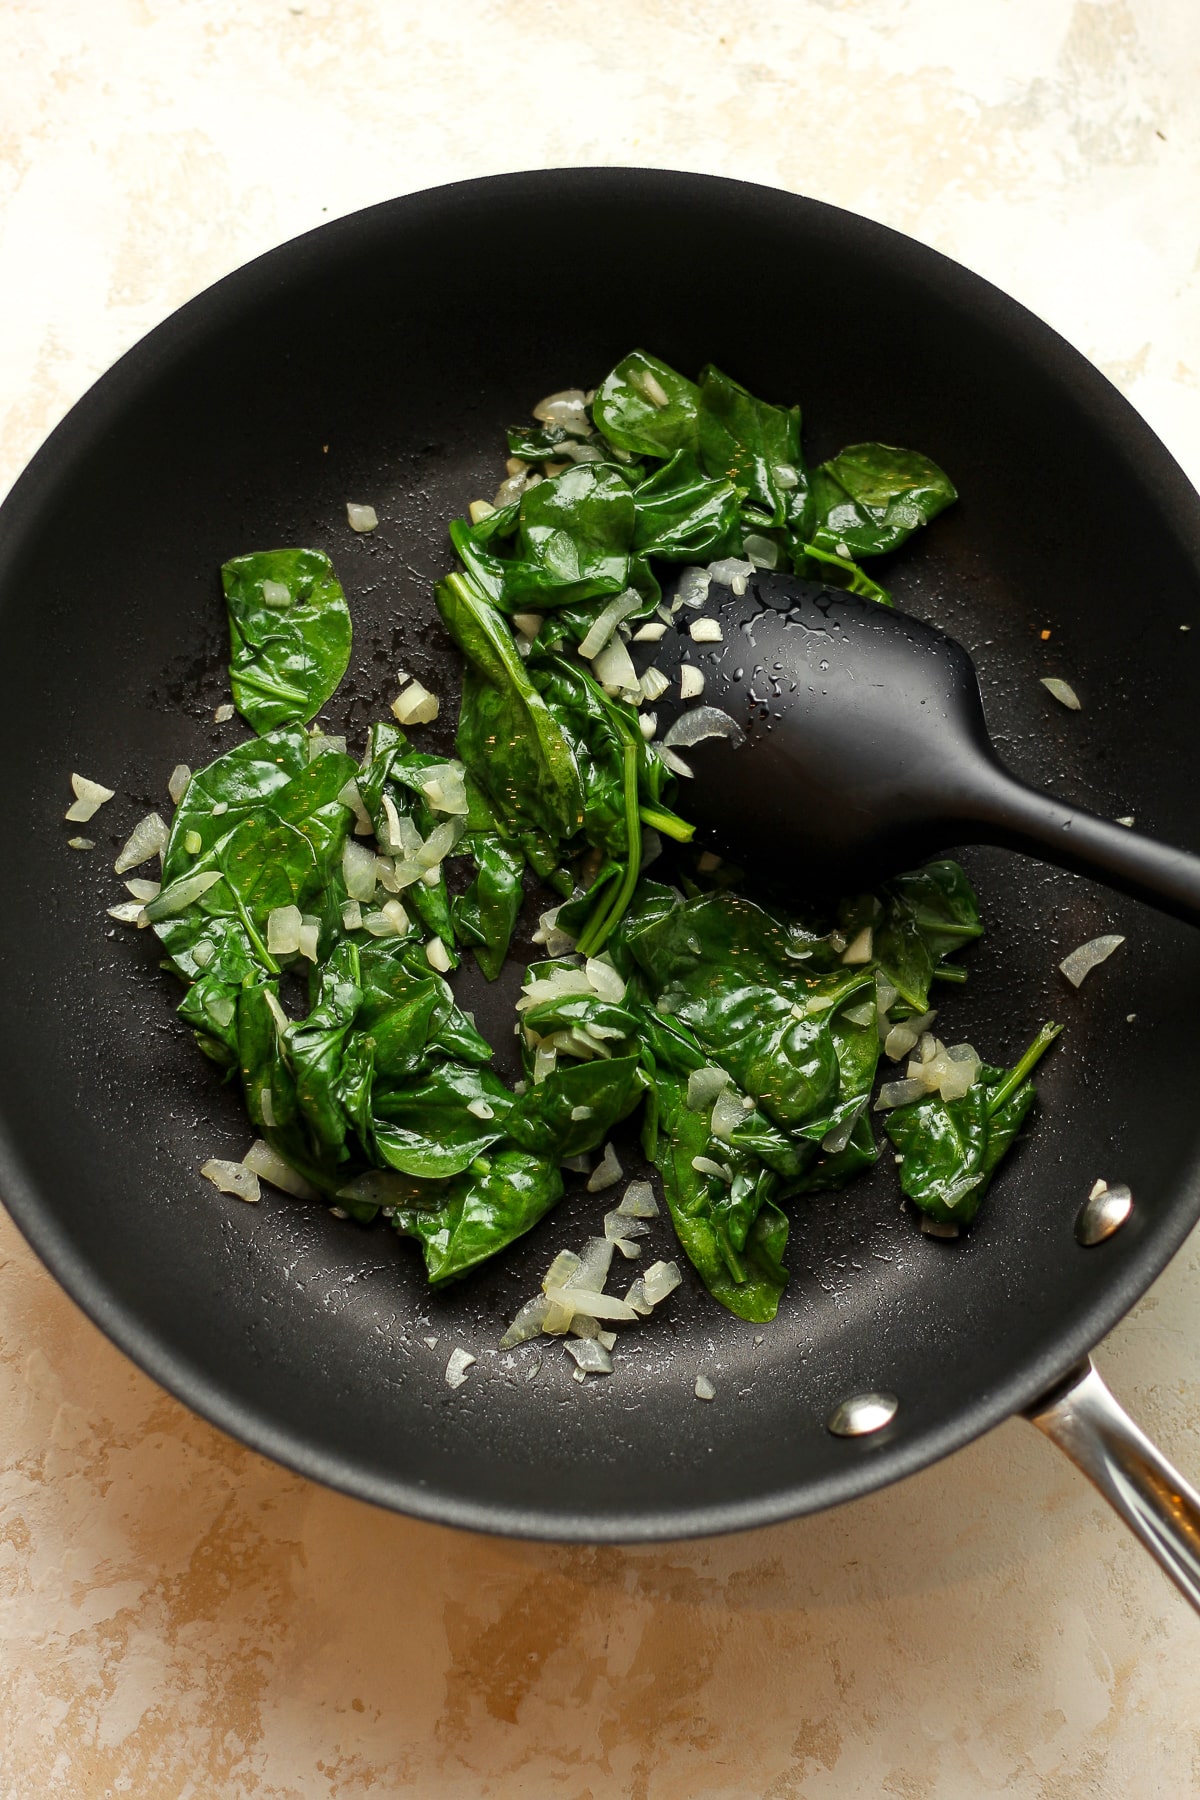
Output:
[
  {"xmin": 505, "ymin": 1055, "xmax": 648, "ymax": 1160},
  {"xmin": 222, "ymin": 549, "xmax": 352, "ymax": 734},
  {"xmin": 507, "ymin": 463, "xmax": 635, "ymax": 607},
  {"xmin": 873, "ymin": 860, "xmax": 982, "ymax": 1011},
  {"xmin": 592, "ymin": 350, "xmax": 701, "ymax": 459},
  {"xmin": 370, "ymin": 1062, "xmax": 514, "ymax": 1178},
  {"xmin": 390, "ymin": 1150, "xmax": 564, "ymax": 1283},
  {"xmin": 631, "ymin": 450, "xmax": 743, "ymax": 563},
  {"xmin": 801, "ymin": 444, "xmax": 957, "ymax": 560},
  {"xmin": 455, "ymin": 840, "xmax": 525, "ymax": 981},
  {"xmin": 697, "ymin": 364, "xmax": 802, "ymax": 529},
  {"xmin": 162, "ymin": 726, "xmax": 310, "ymax": 883}
]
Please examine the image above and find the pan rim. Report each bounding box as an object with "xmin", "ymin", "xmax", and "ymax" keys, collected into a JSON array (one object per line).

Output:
[{"xmin": 3, "ymin": 165, "xmax": 1200, "ymax": 1542}]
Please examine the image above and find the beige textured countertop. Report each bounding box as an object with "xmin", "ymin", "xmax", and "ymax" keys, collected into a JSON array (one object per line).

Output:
[{"xmin": 4, "ymin": 4, "xmax": 1200, "ymax": 1795}]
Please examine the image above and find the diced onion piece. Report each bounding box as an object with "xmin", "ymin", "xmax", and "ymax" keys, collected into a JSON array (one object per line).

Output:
[
  {"xmin": 544, "ymin": 1286, "xmax": 638, "ymax": 1323},
  {"xmin": 67, "ymin": 837, "xmax": 95, "ymax": 851},
  {"xmin": 342, "ymin": 838, "xmax": 377, "ymax": 902},
  {"xmin": 586, "ymin": 1141, "xmax": 623, "ymax": 1192},
  {"xmin": 743, "ymin": 533, "xmax": 779, "ymax": 568},
  {"xmin": 308, "ymin": 733, "xmax": 347, "ymax": 761},
  {"xmin": 66, "ymin": 772, "xmax": 116, "ymax": 822},
  {"xmin": 689, "ymin": 617, "xmax": 723, "ymax": 644},
  {"xmin": 625, "ymin": 1277, "xmax": 652, "ymax": 1316},
  {"xmin": 774, "ymin": 464, "xmax": 800, "ymax": 490},
  {"xmin": 662, "ymin": 705, "xmax": 745, "ymax": 750},
  {"xmin": 543, "ymin": 1249, "xmax": 581, "ymax": 1292},
  {"xmin": 531, "ymin": 906, "xmax": 576, "ymax": 957},
  {"xmin": 613, "ymin": 1238, "xmax": 641, "ymax": 1260},
  {"xmin": 883, "ymin": 1012, "xmax": 934, "ymax": 1062},
  {"xmin": 842, "ymin": 1001, "xmax": 877, "ymax": 1028},
  {"xmin": 593, "ymin": 635, "xmax": 638, "ymax": 695},
  {"xmin": 379, "ymin": 899, "xmax": 410, "ymax": 935},
  {"xmin": 584, "ymin": 957, "xmax": 625, "ymax": 1003},
  {"xmin": 297, "ymin": 916, "xmax": 321, "ymax": 962},
  {"xmin": 418, "ymin": 817, "xmax": 466, "ymax": 869},
  {"xmin": 564, "ymin": 1339, "xmax": 614, "ymax": 1375},
  {"xmin": 657, "ymin": 745, "xmax": 694, "ymax": 779},
  {"xmin": 392, "ymin": 679, "xmax": 439, "ymax": 726},
  {"xmin": 336, "ymin": 777, "xmax": 374, "ymax": 835},
  {"xmin": 578, "ymin": 589, "xmax": 643, "ymax": 660},
  {"xmin": 692, "ymin": 1155, "xmax": 732, "ymax": 1182},
  {"xmin": 341, "ymin": 899, "xmax": 363, "ymax": 932},
  {"xmin": 242, "ymin": 1138, "xmax": 318, "ymax": 1200},
  {"xmin": 617, "ymin": 1179, "xmax": 659, "ymax": 1219},
  {"xmin": 167, "ymin": 763, "xmax": 192, "ymax": 804},
  {"xmin": 710, "ymin": 1087, "xmax": 747, "ymax": 1141},
  {"xmin": 200, "ymin": 1158, "xmax": 260, "ymax": 1202},
  {"xmin": 821, "ymin": 1097, "xmax": 868, "ymax": 1155},
  {"xmin": 214, "ymin": 703, "xmax": 235, "ymax": 723},
  {"xmin": 142, "ymin": 868, "xmax": 224, "ymax": 920},
  {"xmin": 259, "ymin": 1085, "xmax": 275, "ymax": 1127},
  {"xmin": 604, "ymin": 1210, "xmax": 650, "ymax": 1242},
  {"xmin": 567, "ymin": 1235, "xmax": 615, "ymax": 1292},
  {"xmin": 687, "ymin": 1065, "xmax": 730, "ymax": 1111},
  {"xmin": 114, "ymin": 812, "xmax": 168, "ymax": 873},
  {"xmin": 425, "ymin": 936, "xmax": 452, "ymax": 972},
  {"xmin": 512, "ymin": 611, "xmax": 543, "ymax": 639},
  {"xmin": 640, "ymin": 667, "xmax": 670, "ymax": 704},
  {"xmin": 418, "ymin": 761, "xmax": 469, "ymax": 816},
  {"xmin": 264, "ymin": 991, "xmax": 290, "ymax": 1038},
  {"xmin": 842, "ymin": 926, "xmax": 873, "ymax": 964},
  {"xmin": 533, "ymin": 388, "xmax": 590, "ymax": 429},
  {"xmin": 107, "ymin": 900, "xmax": 147, "ymax": 925},
  {"xmin": 124, "ymin": 877, "xmax": 161, "ymax": 901},
  {"xmin": 466, "ymin": 1097, "xmax": 494, "ymax": 1120},
  {"xmin": 346, "ymin": 502, "xmax": 378, "ymax": 532},
  {"xmin": 1041, "ymin": 676, "xmax": 1081, "ymax": 711},
  {"xmin": 694, "ymin": 1375, "xmax": 716, "ymax": 1401},
  {"xmin": 499, "ymin": 1294, "xmax": 551, "ymax": 1349},
  {"xmin": 679, "ymin": 665, "xmax": 705, "ymax": 701},
  {"xmin": 642, "ymin": 1260, "xmax": 682, "ymax": 1306},
  {"xmin": 1059, "ymin": 933, "xmax": 1124, "ymax": 987},
  {"xmin": 633, "ymin": 621, "xmax": 668, "ymax": 642},
  {"xmin": 707, "ymin": 557, "xmax": 754, "ymax": 589},
  {"xmin": 266, "ymin": 904, "xmax": 303, "ymax": 956},
  {"xmin": 445, "ymin": 1347, "xmax": 476, "ymax": 1389},
  {"xmin": 468, "ymin": 500, "xmax": 495, "ymax": 524},
  {"xmin": 874, "ymin": 1078, "xmax": 929, "ymax": 1111},
  {"xmin": 533, "ymin": 1045, "xmax": 557, "ymax": 1085}
]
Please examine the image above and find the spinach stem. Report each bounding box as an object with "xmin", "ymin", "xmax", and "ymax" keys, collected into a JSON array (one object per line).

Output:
[
  {"xmin": 638, "ymin": 804, "xmax": 695, "ymax": 844},
  {"xmin": 576, "ymin": 741, "xmax": 642, "ymax": 956},
  {"xmin": 988, "ymin": 1021, "xmax": 1061, "ymax": 1114}
]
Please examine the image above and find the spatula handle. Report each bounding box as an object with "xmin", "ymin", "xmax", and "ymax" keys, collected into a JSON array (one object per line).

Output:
[
  {"xmin": 973, "ymin": 770, "xmax": 1200, "ymax": 928},
  {"xmin": 1027, "ymin": 1359, "xmax": 1200, "ymax": 1616}
]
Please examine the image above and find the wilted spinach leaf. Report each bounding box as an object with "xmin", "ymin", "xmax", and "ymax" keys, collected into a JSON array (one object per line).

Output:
[{"xmin": 223, "ymin": 549, "xmax": 352, "ymax": 735}]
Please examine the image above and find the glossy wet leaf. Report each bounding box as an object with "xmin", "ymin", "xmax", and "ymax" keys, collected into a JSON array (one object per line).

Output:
[{"xmin": 223, "ymin": 549, "xmax": 352, "ymax": 734}]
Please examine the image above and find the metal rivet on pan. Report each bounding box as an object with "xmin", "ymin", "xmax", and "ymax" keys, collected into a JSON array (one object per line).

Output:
[
  {"xmin": 827, "ymin": 1391, "xmax": 899, "ymax": 1437},
  {"xmin": 1075, "ymin": 1180, "xmax": 1133, "ymax": 1247}
]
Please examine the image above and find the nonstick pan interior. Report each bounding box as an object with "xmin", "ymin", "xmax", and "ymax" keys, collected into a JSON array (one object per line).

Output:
[{"xmin": 2, "ymin": 169, "xmax": 1200, "ymax": 1540}]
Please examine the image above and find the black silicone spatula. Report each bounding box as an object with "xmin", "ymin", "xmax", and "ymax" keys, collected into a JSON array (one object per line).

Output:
[{"xmin": 650, "ymin": 570, "xmax": 1200, "ymax": 920}]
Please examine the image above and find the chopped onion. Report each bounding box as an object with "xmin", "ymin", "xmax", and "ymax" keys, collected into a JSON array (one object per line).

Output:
[
  {"xmin": 242, "ymin": 1138, "xmax": 318, "ymax": 1200},
  {"xmin": 873, "ymin": 1078, "xmax": 928, "ymax": 1111},
  {"xmin": 675, "ymin": 567, "xmax": 711, "ymax": 608},
  {"xmin": 604, "ymin": 1210, "xmax": 650, "ymax": 1242},
  {"xmin": 297, "ymin": 916, "xmax": 321, "ymax": 962},
  {"xmin": 842, "ymin": 1001, "xmax": 876, "ymax": 1028},
  {"xmin": 67, "ymin": 837, "xmax": 95, "ymax": 851},
  {"xmin": 1059, "ymin": 933, "xmax": 1124, "ymax": 987},
  {"xmin": 425, "ymin": 936, "xmax": 452, "ymax": 972},
  {"xmin": 774, "ymin": 464, "xmax": 800, "ymax": 490},
  {"xmin": 362, "ymin": 910, "xmax": 400, "ymax": 937},
  {"xmin": 533, "ymin": 388, "xmax": 590, "ymax": 430},
  {"xmin": 200, "ymin": 1158, "xmax": 260, "ymax": 1203},
  {"xmin": 687, "ymin": 1065, "xmax": 730, "ymax": 1110},
  {"xmin": 841, "ymin": 926, "xmax": 873, "ymax": 964},
  {"xmin": 418, "ymin": 761, "xmax": 469, "ymax": 816},
  {"xmin": 639, "ymin": 712, "xmax": 658, "ymax": 742},
  {"xmin": 379, "ymin": 899, "xmax": 410, "ymax": 935},
  {"xmin": 257, "ymin": 578, "xmax": 291, "ymax": 611},
  {"xmin": 124, "ymin": 877, "xmax": 161, "ymax": 902},
  {"xmin": 679, "ymin": 666, "xmax": 705, "ymax": 701},
  {"xmin": 307, "ymin": 733, "xmax": 347, "ymax": 761},
  {"xmin": 346, "ymin": 502, "xmax": 378, "ymax": 532},
  {"xmin": 392, "ymin": 679, "xmax": 439, "ymax": 726},
  {"xmin": 743, "ymin": 533, "xmax": 779, "ymax": 568},
  {"xmin": 531, "ymin": 905, "xmax": 576, "ymax": 957},
  {"xmin": 342, "ymin": 838, "xmax": 377, "ymax": 901},
  {"xmin": 613, "ymin": 1238, "xmax": 642, "ymax": 1260},
  {"xmin": 883, "ymin": 1010, "xmax": 935, "ymax": 1062},
  {"xmin": 593, "ymin": 635, "xmax": 638, "ymax": 695},
  {"xmin": 640, "ymin": 667, "xmax": 670, "ymax": 703},
  {"xmin": 511, "ymin": 611, "xmax": 543, "ymax": 639},
  {"xmin": 418, "ymin": 817, "xmax": 467, "ymax": 870},
  {"xmin": 533, "ymin": 1045, "xmax": 557, "ymax": 1085},
  {"xmin": 820, "ymin": 1097, "xmax": 868, "ymax": 1154},
  {"xmin": 191, "ymin": 941, "xmax": 214, "ymax": 968},
  {"xmin": 214, "ymin": 703, "xmax": 235, "ymax": 723},
  {"xmin": 264, "ymin": 991, "xmax": 290, "ymax": 1038},
  {"xmin": 689, "ymin": 617, "xmax": 723, "ymax": 644},
  {"xmin": 107, "ymin": 900, "xmax": 147, "ymax": 925},
  {"xmin": 544, "ymin": 1286, "xmax": 637, "ymax": 1323},
  {"xmin": 143, "ymin": 868, "xmax": 223, "ymax": 919},
  {"xmin": 493, "ymin": 470, "xmax": 534, "ymax": 508},
  {"xmin": 624, "ymin": 1277, "xmax": 652, "ymax": 1316},
  {"xmin": 632, "ymin": 621, "xmax": 667, "ymax": 642},
  {"xmin": 691, "ymin": 1155, "xmax": 732, "ymax": 1182},
  {"xmin": 445, "ymin": 1347, "xmax": 476, "ymax": 1389},
  {"xmin": 707, "ymin": 557, "xmax": 754, "ymax": 589},
  {"xmin": 66, "ymin": 772, "xmax": 116, "ymax": 822},
  {"xmin": 584, "ymin": 957, "xmax": 625, "ymax": 1003},
  {"xmin": 642, "ymin": 1260, "xmax": 682, "ymax": 1305},
  {"xmin": 1041, "ymin": 676, "xmax": 1081, "ymax": 711},
  {"xmin": 578, "ymin": 589, "xmax": 643, "ymax": 660},
  {"xmin": 114, "ymin": 812, "xmax": 168, "ymax": 873},
  {"xmin": 167, "ymin": 763, "xmax": 192, "ymax": 804},
  {"xmin": 710, "ymin": 1087, "xmax": 747, "ymax": 1141},
  {"xmin": 616, "ymin": 1179, "xmax": 659, "ymax": 1219},
  {"xmin": 500, "ymin": 1295, "xmax": 551, "ymax": 1349},
  {"xmin": 266, "ymin": 904, "xmax": 302, "ymax": 956},
  {"xmin": 662, "ymin": 704, "xmax": 745, "ymax": 751},
  {"xmin": 694, "ymin": 1375, "xmax": 716, "ymax": 1401},
  {"xmin": 468, "ymin": 499, "xmax": 495, "ymax": 525},
  {"xmin": 565, "ymin": 1339, "xmax": 614, "ymax": 1375},
  {"xmin": 466, "ymin": 1097, "xmax": 495, "ymax": 1120},
  {"xmin": 586, "ymin": 1140, "xmax": 623, "ymax": 1192}
]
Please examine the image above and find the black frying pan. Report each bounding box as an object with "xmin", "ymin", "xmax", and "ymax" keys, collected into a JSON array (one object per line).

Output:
[{"xmin": 3, "ymin": 171, "xmax": 1200, "ymax": 1588}]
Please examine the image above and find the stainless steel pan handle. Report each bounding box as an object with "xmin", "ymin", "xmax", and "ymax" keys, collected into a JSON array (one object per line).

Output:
[{"xmin": 1027, "ymin": 1359, "xmax": 1200, "ymax": 1616}]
